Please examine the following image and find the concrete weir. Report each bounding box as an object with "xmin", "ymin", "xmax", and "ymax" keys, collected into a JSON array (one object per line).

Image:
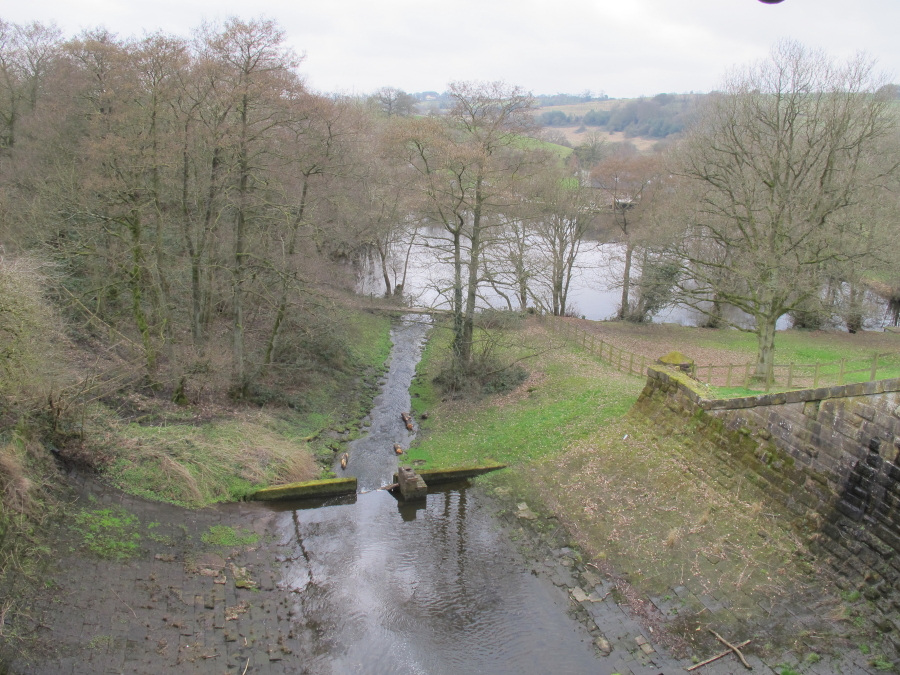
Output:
[
  {"xmin": 251, "ymin": 477, "xmax": 357, "ymax": 501},
  {"xmin": 391, "ymin": 462, "xmax": 507, "ymax": 486}
]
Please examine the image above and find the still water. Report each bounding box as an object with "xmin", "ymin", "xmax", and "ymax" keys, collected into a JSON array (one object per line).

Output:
[
  {"xmin": 265, "ymin": 318, "xmax": 608, "ymax": 675},
  {"xmin": 358, "ymin": 237, "xmax": 893, "ymax": 331}
]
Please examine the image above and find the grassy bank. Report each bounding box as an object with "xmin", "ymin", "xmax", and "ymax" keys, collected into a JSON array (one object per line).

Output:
[
  {"xmin": 407, "ymin": 318, "xmax": 644, "ymax": 469},
  {"xmin": 574, "ymin": 317, "xmax": 900, "ymax": 366},
  {"xmin": 91, "ymin": 312, "xmax": 393, "ymax": 507}
]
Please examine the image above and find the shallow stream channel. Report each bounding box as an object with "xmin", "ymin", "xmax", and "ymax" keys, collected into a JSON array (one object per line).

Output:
[{"xmin": 269, "ymin": 315, "xmax": 607, "ymax": 674}]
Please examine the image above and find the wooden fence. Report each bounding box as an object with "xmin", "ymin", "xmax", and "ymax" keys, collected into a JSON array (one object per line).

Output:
[
  {"xmin": 548, "ymin": 316, "xmax": 650, "ymax": 377},
  {"xmin": 548, "ymin": 316, "xmax": 900, "ymax": 392},
  {"xmin": 690, "ymin": 354, "xmax": 899, "ymax": 391}
]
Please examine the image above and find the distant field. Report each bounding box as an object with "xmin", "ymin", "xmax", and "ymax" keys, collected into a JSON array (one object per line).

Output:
[
  {"xmin": 533, "ymin": 99, "xmax": 665, "ymax": 152},
  {"xmin": 534, "ymin": 100, "xmax": 624, "ymax": 115},
  {"xmin": 547, "ymin": 127, "xmax": 660, "ymax": 151}
]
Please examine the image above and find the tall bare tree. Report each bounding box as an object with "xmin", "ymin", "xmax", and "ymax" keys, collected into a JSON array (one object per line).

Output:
[
  {"xmin": 393, "ymin": 81, "xmax": 539, "ymax": 367},
  {"xmin": 592, "ymin": 153, "xmax": 665, "ymax": 321},
  {"xmin": 198, "ymin": 18, "xmax": 303, "ymax": 396},
  {"xmin": 670, "ymin": 40, "xmax": 899, "ymax": 380}
]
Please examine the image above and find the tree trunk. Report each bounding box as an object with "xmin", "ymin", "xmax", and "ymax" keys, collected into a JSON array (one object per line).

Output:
[
  {"xmin": 754, "ymin": 314, "xmax": 778, "ymax": 384},
  {"xmin": 263, "ymin": 179, "xmax": 309, "ymax": 367},
  {"xmin": 377, "ymin": 238, "xmax": 393, "ymax": 298},
  {"xmin": 619, "ymin": 239, "xmax": 633, "ymax": 320},
  {"xmin": 126, "ymin": 211, "xmax": 157, "ymax": 380},
  {"xmin": 149, "ymin": 102, "xmax": 173, "ymax": 352},
  {"xmin": 231, "ymin": 94, "xmax": 250, "ymax": 398},
  {"xmin": 457, "ymin": 178, "xmax": 484, "ymax": 367},
  {"xmin": 450, "ymin": 223, "xmax": 466, "ymax": 364}
]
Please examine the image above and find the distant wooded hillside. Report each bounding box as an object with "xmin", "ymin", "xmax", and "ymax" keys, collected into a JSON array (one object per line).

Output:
[{"xmin": 536, "ymin": 93, "xmax": 702, "ymax": 139}]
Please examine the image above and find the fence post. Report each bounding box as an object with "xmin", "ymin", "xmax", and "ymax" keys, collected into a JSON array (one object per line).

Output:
[
  {"xmin": 787, "ymin": 363, "xmax": 794, "ymax": 389},
  {"xmin": 582, "ymin": 330, "xmax": 587, "ymax": 348},
  {"xmin": 629, "ymin": 352, "xmax": 634, "ymax": 374},
  {"xmin": 744, "ymin": 363, "xmax": 751, "ymax": 388},
  {"xmin": 726, "ymin": 364, "xmax": 733, "ymax": 388},
  {"xmin": 707, "ymin": 365, "xmax": 713, "ymax": 385},
  {"xmin": 870, "ymin": 353, "xmax": 878, "ymax": 382},
  {"xmin": 813, "ymin": 362, "xmax": 820, "ymax": 388},
  {"xmin": 838, "ymin": 358, "xmax": 845, "ymax": 386},
  {"xmin": 590, "ymin": 335, "xmax": 595, "ymax": 354},
  {"xmin": 640, "ymin": 355, "xmax": 645, "ymax": 376}
]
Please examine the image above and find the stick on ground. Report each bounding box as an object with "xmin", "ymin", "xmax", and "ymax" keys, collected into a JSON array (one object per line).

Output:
[
  {"xmin": 686, "ymin": 639, "xmax": 751, "ymax": 671},
  {"xmin": 710, "ymin": 630, "xmax": 752, "ymax": 669}
]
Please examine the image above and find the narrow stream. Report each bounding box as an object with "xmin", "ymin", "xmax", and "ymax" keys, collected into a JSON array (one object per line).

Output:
[{"xmin": 264, "ymin": 316, "xmax": 607, "ymax": 674}]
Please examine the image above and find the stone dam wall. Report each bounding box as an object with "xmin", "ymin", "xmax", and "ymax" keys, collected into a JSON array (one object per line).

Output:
[{"xmin": 634, "ymin": 366, "xmax": 900, "ymax": 608}]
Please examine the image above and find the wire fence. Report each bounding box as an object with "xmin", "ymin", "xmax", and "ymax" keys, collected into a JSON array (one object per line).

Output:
[{"xmin": 547, "ymin": 316, "xmax": 900, "ymax": 393}]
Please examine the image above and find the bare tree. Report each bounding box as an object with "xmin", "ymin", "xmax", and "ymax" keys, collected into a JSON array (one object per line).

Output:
[
  {"xmin": 392, "ymin": 81, "xmax": 540, "ymax": 367},
  {"xmin": 670, "ymin": 40, "xmax": 899, "ymax": 380},
  {"xmin": 369, "ymin": 86, "xmax": 418, "ymax": 118},
  {"xmin": 198, "ymin": 18, "xmax": 303, "ymax": 396},
  {"xmin": 592, "ymin": 153, "xmax": 665, "ymax": 321},
  {"xmin": 524, "ymin": 169, "xmax": 595, "ymax": 316}
]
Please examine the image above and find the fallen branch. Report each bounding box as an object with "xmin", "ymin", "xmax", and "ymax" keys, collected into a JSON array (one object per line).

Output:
[
  {"xmin": 686, "ymin": 639, "xmax": 752, "ymax": 671},
  {"xmin": 113, "ymin": 589, "xmax": 137, "ymax": 618},
  {"xmin": 710, "ymin": 631, "xmax": 752, "ymax": 669}
]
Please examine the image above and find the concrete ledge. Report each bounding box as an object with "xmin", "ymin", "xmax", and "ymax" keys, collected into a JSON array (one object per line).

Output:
[
  {"xmin": 647, "ymin": 367, "xmax": 900, "ymax": 412},
  {"xmin": 251, "ymin": 477, "xmax": 358, "ymax": 501},
  {"xmin": 392, "ymin": 462, "xmax": 507, "ymax": 485}
]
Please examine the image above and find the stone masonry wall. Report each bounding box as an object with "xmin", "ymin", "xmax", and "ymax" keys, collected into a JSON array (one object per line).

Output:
[{"xmin": 634, "ymin": 366, "xmax": 900, "ymax": 609}]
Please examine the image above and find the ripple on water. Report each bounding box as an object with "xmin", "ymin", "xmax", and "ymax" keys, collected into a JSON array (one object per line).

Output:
[{"xmin": 275, "ymin": 490, "xmax": 602, "ymax": 675}]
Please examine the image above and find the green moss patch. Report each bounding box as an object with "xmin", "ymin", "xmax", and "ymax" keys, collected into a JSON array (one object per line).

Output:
[{"xmin": 251, "ymin": 477, "xmax": 357, "ymax": 501}]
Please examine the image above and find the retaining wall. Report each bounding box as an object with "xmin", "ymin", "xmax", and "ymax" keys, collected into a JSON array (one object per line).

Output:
[{"xmin": 634, "ymin": 367, "xmax": 900, "ymax": 606}]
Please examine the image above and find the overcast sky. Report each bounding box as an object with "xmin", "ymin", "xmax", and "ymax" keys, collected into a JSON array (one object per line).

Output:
[{"xmin": 4, "ymin": 0, "xmax": 899, "ymax": 98}]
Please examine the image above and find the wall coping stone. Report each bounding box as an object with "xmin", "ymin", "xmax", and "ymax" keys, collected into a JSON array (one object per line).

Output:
[{"xmin": 647, "ymin": 367, "xmax": 900, "ymax": 412}]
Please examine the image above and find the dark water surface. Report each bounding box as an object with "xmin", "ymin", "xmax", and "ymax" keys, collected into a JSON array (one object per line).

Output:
[{"xmin": 265, "ymin": 316, "xmax": 605, "ymax": 674}]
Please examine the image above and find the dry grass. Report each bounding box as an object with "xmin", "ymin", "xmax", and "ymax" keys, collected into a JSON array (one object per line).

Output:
[
  {"xmin": 0, "ymin": 444, "xmax": 33, "ymax": 514},
  {"xmin": 93, "ymin": 407, "xmax": 319, "ymax": 506},
  {"xmin": 277, "ymin": 450, "xmax": 317, "ymax": 484},
  {"xmin": 534, "ymin": 418, "xmax": 813, "ymax": 596}
]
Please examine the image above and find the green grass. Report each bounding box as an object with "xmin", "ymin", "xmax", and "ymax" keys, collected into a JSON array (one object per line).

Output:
[
  {"xmin": 407, "ymin": 325, "xmax": 644, "ymax": 469},
  {"xmin": 72, "ymin": 505, "xmax": 142, "ymax": 560},
  {"xmin": 513, "ymin": 134, "xmax": 574, "ymax": 160},
  {"xmin": 200, "ymin": 525, "xmax": 259, "ymax": 548},
  {"xmin": 596, "ymin": 320, "xmax": 900, "ymax": 364}
]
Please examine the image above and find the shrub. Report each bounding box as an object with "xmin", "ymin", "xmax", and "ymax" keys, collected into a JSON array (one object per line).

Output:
[{"xmin": 0, "ymin": 257, "xmax": 62, "ymax": 402}]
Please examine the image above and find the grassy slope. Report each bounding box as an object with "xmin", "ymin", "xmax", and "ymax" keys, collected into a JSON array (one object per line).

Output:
[
  {"xmin": 407, "ymin": 320, "xmax": 643, "ymax": 469},
  {"xmin": 95, "ymin": 311, "xmax": 393, "ymax": 507}
]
